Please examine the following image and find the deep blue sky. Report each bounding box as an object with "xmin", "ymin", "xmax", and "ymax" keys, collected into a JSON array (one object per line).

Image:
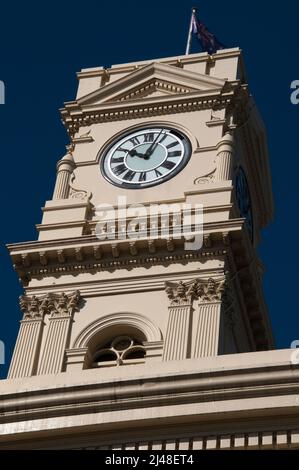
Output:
[{"xmin": 0, "ymin": 1, "xmax": 298, "ymax": 378}]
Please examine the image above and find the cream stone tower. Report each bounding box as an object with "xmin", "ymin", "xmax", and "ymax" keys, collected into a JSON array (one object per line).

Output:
[{"xmin": 1, "ymin": 49, "xmax": 299, "ymax": 450}]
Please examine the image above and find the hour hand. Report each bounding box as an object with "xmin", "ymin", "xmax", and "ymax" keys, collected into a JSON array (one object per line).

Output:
[{"xmin": 129, "ymin": 149, "xmax": 149, "ymax": 159}]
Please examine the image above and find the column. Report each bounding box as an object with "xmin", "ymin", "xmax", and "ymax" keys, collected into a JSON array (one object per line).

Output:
[
  {"xmin": 214, "ymin": 132, "xmax": 235, "ymax": 181},
  {"xmin": 192, "ymin": 278, "xmax": 225, "ymax": 358},
  {"xmin": 37, "ymin": 291, "xmax": 81, "ymax": 375},
  {"xmin": 52, "ymin": 147, "xmax": 75, "ymax": 200},
  {"xmin": 162, "ymin": 280, "xmax": 199, "ymax": 361},
  {"xmin": 8, "ymin": 295, "xmax": 50, "ymax": 378},
  {"xmin": 193, "ymin": 302, "xmax": 222, "ymax": 357}
]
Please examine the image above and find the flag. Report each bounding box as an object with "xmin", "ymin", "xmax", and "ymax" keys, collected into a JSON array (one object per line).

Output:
[{"xmin": 191, "ymin": 14, "xmax": 225, "ymax": 54}]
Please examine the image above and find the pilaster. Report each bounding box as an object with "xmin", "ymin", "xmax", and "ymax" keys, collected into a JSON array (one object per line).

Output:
[
  {"xmin": 8, "ymin": 295, "xmax": 49, "ymax": 378},
  {"xmin": 162, "ymin": 277, "xmax": 230, "ymax": 361},
  {"xmin": 37, "ymin": 291, "xmax": 81, "ymax": 375},
  {"xmin": 52, "ymin": 148, "xmax": 75, "ymax": 200},
  {"xmin": 215, "ymin": 132, "xmax": 235, "ymax": 180},
  {"xmin": 162, "ymin": 280, "xmax": 199, "ymax": 361},
  {"xmin": 192, "ymin": 279, "xmax": 225, "ymax": 357}
]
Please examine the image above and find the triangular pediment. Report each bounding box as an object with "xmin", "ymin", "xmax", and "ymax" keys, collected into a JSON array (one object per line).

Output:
[
  {"xmin": 77, "ymin": 62, "xmax": 227, "ymax": 107},
  {"xmin": 110, "ymin": 78, "xmax": 198, "ymax": 102}
]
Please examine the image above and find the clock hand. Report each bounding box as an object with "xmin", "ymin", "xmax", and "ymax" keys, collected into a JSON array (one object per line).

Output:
[
  {"xmin": 145, "ymin": 130, "xmax": 164, "ymax": 158},
  {"xmin": 128, "ymin": 149, "xmax": 150, "ymax": 159}
]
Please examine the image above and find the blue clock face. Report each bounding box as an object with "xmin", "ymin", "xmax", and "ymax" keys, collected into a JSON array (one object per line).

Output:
[{"xmin": 235, "ymin": 167, "xmax": 254, "ymax": 242}]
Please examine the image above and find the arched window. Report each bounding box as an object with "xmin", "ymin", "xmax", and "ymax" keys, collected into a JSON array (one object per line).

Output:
[
  {"xmin": 92, "ymin": 335, "xmax": 146, "ymax": 368},
  {"xmin": 69, "ymin": 312, "xmax": 162, "ymax": 371}
]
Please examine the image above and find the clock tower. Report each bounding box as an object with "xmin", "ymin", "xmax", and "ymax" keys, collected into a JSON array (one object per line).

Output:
[{"xmin": 3, "ymin": 49, "xmax": 295, "ymax": 451}]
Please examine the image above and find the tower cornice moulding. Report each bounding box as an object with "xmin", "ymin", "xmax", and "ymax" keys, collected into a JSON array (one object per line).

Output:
[
  {"xmin": 8, "ymin": 221, "xmax": 245, "ymax": 280},
  {"xmin": 76, "ymin": 62, "xmax": 229, "ymax": 106},
  {"xmin": 61, "ymin": 84, "xmax": 246, "ymax": 137},
  {"xmin": 1, "ymin": 349, "xmax": 298, "ymax": 442}
]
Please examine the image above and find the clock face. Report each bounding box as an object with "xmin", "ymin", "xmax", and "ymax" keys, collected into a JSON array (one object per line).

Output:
[
  {"xmin": 235, "ymin": 167, "xmax": 254, "ymax": 242},
  {"xmin": 101, "ymin": 127, "xmax": 191, "ymax": 188}
]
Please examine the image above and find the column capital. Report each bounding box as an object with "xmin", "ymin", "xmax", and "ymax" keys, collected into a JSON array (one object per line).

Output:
[
  {"xmin": 165, "ymin": 280, "xmax": 199, "ymax": 306},
  {"xmin": 216, "ymin": 132, "xmax": 235, "ymax": 155},
  {"xmin": 56, "ymin": 151, "xmax": 75, "ymax": 172},
  {"xmin": 165, "ymin": 278, "xmax": 226, "ymax": 306},
  {"xmin": 19, "ymin": 294, "xmax": 51, "ymax": 321},
  {"xmin": 198, "ymin": 278, "xmax": 226, "ymax": 303},
  {"xmin": 19, "ymin": 290, "xmax": 82, "ymax": 321},
  {"xmin": 215, "ymin": 133, "xmax": 235, "ymax": 181},
  {"xmin": 49, "ymin": 290, "xmax": 82, "ymax": 318}
]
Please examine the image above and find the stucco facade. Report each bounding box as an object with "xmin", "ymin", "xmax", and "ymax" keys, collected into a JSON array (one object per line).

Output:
[{"xmin": 0, "ymin": 49, "xmax": 296, "ymax": 450}]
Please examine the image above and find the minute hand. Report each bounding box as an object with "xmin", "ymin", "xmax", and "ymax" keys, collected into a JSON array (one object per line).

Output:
[{"xmin": 145, "ymin": 130, "xmax": 164, "ymax": 158}]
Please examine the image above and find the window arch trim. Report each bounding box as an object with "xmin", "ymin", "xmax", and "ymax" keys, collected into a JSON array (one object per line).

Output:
[{"xmin": 72, "ymin": 312, "xmax": 162, "ymax": 349}]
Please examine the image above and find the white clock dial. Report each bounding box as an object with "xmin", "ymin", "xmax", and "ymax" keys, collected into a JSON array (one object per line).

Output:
[{"xmin": 101, "ymin": 127, "xmax": 191, "ymax": 188}]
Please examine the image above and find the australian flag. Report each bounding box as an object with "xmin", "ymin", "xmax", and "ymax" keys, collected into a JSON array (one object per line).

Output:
[{"xmin": 192, "ymin": 14, "xmax": 225, "ymax": 54}]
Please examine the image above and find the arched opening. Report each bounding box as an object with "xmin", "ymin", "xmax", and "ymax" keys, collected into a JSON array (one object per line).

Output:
[
  {"xmin": 71, "ymin": 312, "xmax": 163, "ymax": 370},
  {"xmin": 91, "ymin": 333, "xmax": 146, "ymax": 368}
]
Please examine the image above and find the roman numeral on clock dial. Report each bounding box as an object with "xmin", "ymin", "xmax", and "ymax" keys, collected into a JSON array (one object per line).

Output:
[
  {"xmin": 139, "ymin": 172, "xmax": 147, "ymax": 182},
  {"xmin": 167, "ymin": 150, "xmax": 181, "ymax": 158},
  {"xmin": 161, "ymin": 160, "xmax": 176, "ymax": 170},
  {"xmin": 123, "ymin": 170, "xmax": 136, "ymax": 181},
  {"xmin": 143, "ymin": 133, "xmax": 155, "ymax": 142},
  {"xmin": 112, "ymin": 156, "xmax": 125, "ymax": 163},
  {"xmin": 129, "ymin": 137, "xmax": 140, "ymax": 146},
  {"xmin": 166, "ymin": 141, "xmax": 179, "ymax": 149},
  {"xmin": 112, "ymin": 163, "xmax": 127, "ymax": 176}
]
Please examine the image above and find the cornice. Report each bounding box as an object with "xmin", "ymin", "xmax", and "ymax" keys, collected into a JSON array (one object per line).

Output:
[
  {"xmin": 7, "ymin": 220, "xmax": 243, "ymax": 253},
  {"xmin": 13, "ymin": 246, "xmax": 228, "ymax": 284},
  {"xmin": 76, "ymin": 49, "xmax": 242, "ymax": 79},
  {"xmin": 60, "ymin": 87, "xmax": 238, "ymax": 137},
  {"xmin": 206, "ymin": 119, "xmax": 227, "ymax": 128},
  {"xmin": 24, "ymin": 270, "xmax": 226, "ymax": 298},
  {"xmin": 7, "ymin": 221, "xmax": 273, "ymax": 350},
  {"xmin": 41, "ymin": 202, "xmax": 90, "ymax": 212},
  {"xmin": 7, "ymin": 222, "xmax": 244, "ymax": 284},
  {"xmin": 35, "ymin": 204, "xmax": 234, "ymax": 234},
  {"xmin": 77, "ymin": 62, "xmax": 227, "ymax": 105},
  {"xmin": 72, "ymin": 135, "xmax": 94, "ymax": 144},
  {"xmin": 36, "ymin": 220, "xmax": 89, "ymax": 233},
  {"xmin": 0, "ymin": 350, "xmax": 297, "ymax": 432}
]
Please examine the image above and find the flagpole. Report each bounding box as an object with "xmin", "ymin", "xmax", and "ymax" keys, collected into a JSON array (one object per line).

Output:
[{"xmin": 185, "ymin": 7, "xmax": 197, "ymax": 55}]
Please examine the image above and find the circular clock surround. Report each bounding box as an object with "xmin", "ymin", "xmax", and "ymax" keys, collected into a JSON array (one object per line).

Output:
[
  {"xmin": 100, "ymin": 126, "xmax": 192, "ymax": 189},
  {"xmin": 235, "ymin": 166, "xmax": 254, "ymax": 242}
]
